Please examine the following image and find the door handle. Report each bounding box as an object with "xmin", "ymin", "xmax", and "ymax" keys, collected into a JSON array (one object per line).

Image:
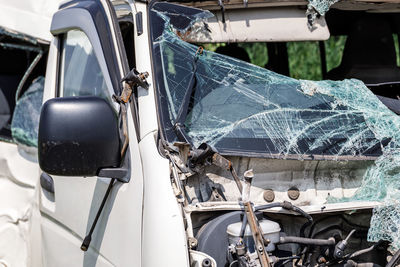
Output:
[{"xmin": 40, "ymin": 172, "xmax": 54, "ymax": 194}]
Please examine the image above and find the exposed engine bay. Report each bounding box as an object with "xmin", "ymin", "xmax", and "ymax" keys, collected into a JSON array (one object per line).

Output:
[{"xmin": 166, "ymin": 145, "xmax": 399, "ymax": 267}]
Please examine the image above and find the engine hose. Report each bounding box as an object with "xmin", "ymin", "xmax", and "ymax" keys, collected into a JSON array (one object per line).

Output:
[
  {"xmin": 255, "ymin": 201, "xmax": 313, "ymax": 238},
  {"xmin": 254, "ymin": 202, "xmax": 284, "ymax": 211},
  {"xmin": 312, "ymin": 225, "xmax": 343, "ymax": 239},
  {"xmin": 238, "ymin": 202, "xmax": 313, "ymax": 239},
  {"xmin": 255, "ymin": 201, "xmax": 313, "ymax": 224},
  {"xmin": 279, "ymin": 236, "xmax": 335, "ymax": 246},
  {"xmin": 292, "ymin": 205, "xmax": 313, "ymax": 238},
  {"xmin": 308, "ymin": 215, "xmax": 336, "ymax": 238},
  {"xmin": 348, "ymin": 243, "xmax": 379, "ymax": 259},
  {"xmin": 239, "ymin": 214, "xmax": 247, "ymax": 237}
]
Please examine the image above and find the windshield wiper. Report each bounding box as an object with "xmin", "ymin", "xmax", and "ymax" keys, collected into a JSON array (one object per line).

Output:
[{"xmin": 174, "ymin": 47, "xmax": 203, "ymax": 143}]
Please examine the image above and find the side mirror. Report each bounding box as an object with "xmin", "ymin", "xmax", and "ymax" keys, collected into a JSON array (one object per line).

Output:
[{"xmin": 38, "ymin": 97, "xmax": 121, "ymax": 177}]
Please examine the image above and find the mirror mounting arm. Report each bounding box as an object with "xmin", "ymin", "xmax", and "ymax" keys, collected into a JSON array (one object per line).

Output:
[
  {"xmin": 98, "ymin": 149, "xmax": 131, "ymax": 183},
  {"xmin": 98, "ymin": 68, "xmax": 149, "ymax": 183},
  {"xmin": 113, "ymin": 68, "xmax": 149, "ymax": 158},
  {"xmin": 80, "ymin": 70, "xmax": 147, "ymax": 252}
]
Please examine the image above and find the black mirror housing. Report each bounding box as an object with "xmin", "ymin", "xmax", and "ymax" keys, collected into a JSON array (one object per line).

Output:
[{"xmin": 38, "ymin": 97, "xmax": 121, "ymax": 176}]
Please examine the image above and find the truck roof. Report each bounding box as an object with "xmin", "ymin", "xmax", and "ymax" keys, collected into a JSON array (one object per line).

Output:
[{"xmin": 169, "ymin": 0, "xmax": 400, "ymax": 12}]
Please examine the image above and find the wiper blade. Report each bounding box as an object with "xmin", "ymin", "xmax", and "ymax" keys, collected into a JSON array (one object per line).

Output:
[{"xmin": 174, "ymin": 47, "xmax": 203, "ymax": 143}]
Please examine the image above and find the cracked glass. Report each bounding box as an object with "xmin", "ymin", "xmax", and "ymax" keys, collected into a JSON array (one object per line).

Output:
[
  {"xmin": 306, "ymin": 0, "xmax": 339, "ymax": 28},
  {"xmin": 150, "ymin": 2, "xmax": 400, "ymax": 248},
  {"xmin": 11, "ymin": 76, "xmax": 44, "ymax": 147}
]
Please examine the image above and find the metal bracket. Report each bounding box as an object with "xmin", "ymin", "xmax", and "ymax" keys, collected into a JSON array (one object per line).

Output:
[
  {"xmin": 98, "ymin": 149, "xmax": 131, "ymax": 183},
  {"xmin": 218, "ymin": 0, "xmax": 226, "ymax": 23},
  {"xmin": 121, "ymin": 68, "xmax": 149, "ymax": 93},
  {"xmin": 113, "ymin": 68, "xmax": 149, "ymax": 159}
]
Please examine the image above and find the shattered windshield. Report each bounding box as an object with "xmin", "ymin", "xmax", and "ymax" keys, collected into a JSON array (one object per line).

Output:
[
  {"xmin": 150, "ymin": 2, "xmax": 400, "ymax": 160},
  {"xmin": 149, "ymin": 1, "xmax": 400, "ymax": 249}
]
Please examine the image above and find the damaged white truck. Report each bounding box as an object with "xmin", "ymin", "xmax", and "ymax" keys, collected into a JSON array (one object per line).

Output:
[{"xmin": 1, "ymin": 0, "xmax": 400, "ymax": 266}]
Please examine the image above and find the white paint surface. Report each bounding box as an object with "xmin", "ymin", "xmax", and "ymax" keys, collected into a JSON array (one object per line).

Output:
[
  {"xmin": 0, "ymin": 142, "xmax": 41, "ymax": 267},
  {"xmin": 0, "ymin": 0, "xmax": 62, "ymax": 42},
  {"xmin": 188, "ymin": 7, "xmax": 330, "ymax": 43}
]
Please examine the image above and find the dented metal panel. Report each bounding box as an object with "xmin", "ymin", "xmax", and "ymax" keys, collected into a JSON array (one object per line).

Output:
[{"xmin": 0, "ymin": 142, "xmax": 41, "ymax": 267}]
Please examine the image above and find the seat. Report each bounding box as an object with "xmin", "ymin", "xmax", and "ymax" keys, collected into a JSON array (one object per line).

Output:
[
  {"xmin": 215, "ymin": 43, "xmax": 250, "ymax": 63},
  {"xmin": 326, "ymin": 17, "xmax": 400, "ymax": 86},
  {"xmin": 0, "ymin": 88, "xmax": 10, "ymax": 131},
  {"xmin": 0, "ymin": 75, "xmax": 20, "ymax": 137}
]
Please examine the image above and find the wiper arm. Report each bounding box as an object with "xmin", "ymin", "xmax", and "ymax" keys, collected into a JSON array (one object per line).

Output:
[{"xmin": 174, "ymin": 47, "xmax": 203, "ymax": 143}]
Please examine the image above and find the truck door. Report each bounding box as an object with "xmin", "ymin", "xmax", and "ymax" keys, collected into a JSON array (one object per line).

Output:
[{"xmin": 39, "ymin": 1, "xmax": 143, "ymax": 266}]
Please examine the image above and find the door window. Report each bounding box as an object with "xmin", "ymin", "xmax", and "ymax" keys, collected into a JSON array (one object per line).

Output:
[{"xmin": 60, "ymin": 30, "xmax": 111, "ymax": 99}]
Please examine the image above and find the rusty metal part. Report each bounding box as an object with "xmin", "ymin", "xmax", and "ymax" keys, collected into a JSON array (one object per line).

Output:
[
  {"xmin": 174, "ymin": 142, "xmax": 191, "ymax": 164},
  {"xmin": 210, "ymin": 155, "xmax": 270, "ymax": 265},
  {"xmin": 170, "ymin": 160, "xmax": 188, "ymax": 205},
  {"xmin": 212, "ymin": 153, "xmax": 231, "ymax": 170},
  {"xmin": 318, "ymin": 256, "xmax": 327, "ymax": 264},
  {"xmin": 138, "ymin": 71, "xmax": 149, "ymax": 81},
  {"xmin": 113, "ymin": 79, "xmax": 136, "ymax": 159},
  {"xmin": 210, "ymin": 186, "xmax": 226, "ymax": 201},
  {"xmin": 115, "ymin": 68, "xmax": 149, "ymax": 158},
  {"xmin": 263, "ymin": 189, "xmax": 275, "ymax": 202},
  {"xmin": 263, "ymin": 236, "xmax": 270, "ymax": 245},
  {"xmin": 176, "ymin": 29, "xmax": 192, "ymax": 41},
  {"xmin": 240, "ymin": 168, "xmax": 271, "ymax": 266},
  {"xmin": 119, "ymin": 102, "xmax": 129, "ymax": 158},
  {"xmin": 211, "ymin": 153, "xmax": 243, "ymax": 194},
  {"xmin": 229, "ymin": 167, "xmax": 243, "ymax": 194},
  {"xmin": 195, "ymin": 46, "xmax": 204, "ymax": 57},
  {"xmin": 287, "ymin": 187, "xmax": 300, "ymax": 200},
  {"xmin": 120, "ymin": 82, "xmax": 133, "ymax": 103},
  {"xmin": 244, "ymin": 202, "xmax": 271, "ymax": 267},
  {"xmin": 121, "ymin": 68, "xmax": 149, "ymax": 91}
]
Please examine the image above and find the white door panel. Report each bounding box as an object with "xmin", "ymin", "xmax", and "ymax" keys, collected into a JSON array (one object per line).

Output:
[
  {"xmin": 40, "ymin": 132, "xmax": 144, "ymax": 266},
  {"xmin": 0, "ymin": 142, "xmax": 41, "ymax": 267},
  {"xmin": 41, "ymin": 216, "xmax": 113, "ymax": 267},
  {"xmin": 40, "ymin": 20, "xmax": 143, "ymax": 265}
]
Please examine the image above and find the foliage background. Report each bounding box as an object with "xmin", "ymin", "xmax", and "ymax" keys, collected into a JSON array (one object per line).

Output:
[{"xmin": 204, "ymin": 35, "xmax": 400, "ymax": 81}]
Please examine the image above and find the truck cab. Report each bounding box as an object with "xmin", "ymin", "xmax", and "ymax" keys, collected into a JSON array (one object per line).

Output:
[{"xmin": 1, "ymin": 0, "xmax": 400, "ymax": 266}]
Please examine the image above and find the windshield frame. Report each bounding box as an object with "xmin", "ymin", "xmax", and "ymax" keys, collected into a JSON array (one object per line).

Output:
[{"xmin": 147, "ymin": 1, "xmax": 382, "ymax": 161}]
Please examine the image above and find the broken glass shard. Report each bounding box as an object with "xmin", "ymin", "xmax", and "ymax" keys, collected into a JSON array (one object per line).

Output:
[
  {"xmin": 306, "ymin": 0, "xmax": 339, "ymax": 29},
  {"xmin": 11, "ymin": 76, "xmax": 44, "ymax": 147}
]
